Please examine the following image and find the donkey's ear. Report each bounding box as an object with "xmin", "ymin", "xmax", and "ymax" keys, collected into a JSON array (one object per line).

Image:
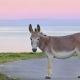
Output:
[
  {"xmin": 37, "ymin": 24, "xmax": 40, "ymax": 32},
  {"xmin": 29, "ymin": 24, "xmax": 33, "ymax": 33}
]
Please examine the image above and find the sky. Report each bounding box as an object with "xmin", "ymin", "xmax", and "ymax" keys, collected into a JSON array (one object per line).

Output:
[
  {"xmin": 0, "ymin": 0, "xmax": 80, "ymax": 19},
  {"xmin": 0, "ymin": 0, "xmax": 80, "ymax": 26},
  {"xmin": 0, "ymin": 0, "xmax": 80, "ymax": 52}
]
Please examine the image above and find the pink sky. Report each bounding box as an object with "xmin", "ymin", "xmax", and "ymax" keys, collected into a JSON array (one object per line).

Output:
[{"xmin": 0, "ymin": 0, "xmax": 80, "ymax": 20}]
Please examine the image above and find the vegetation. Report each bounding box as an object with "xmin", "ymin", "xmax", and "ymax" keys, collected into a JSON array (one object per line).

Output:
[
  {"xmin": 0, "ymin": 73, "xmax": 18, "ymax": 80},
  {"xmin": 0, "ymin": 52, "xmax": 45, "ymax": 80},
  {"xmin": 0, "ymin": 52, "xmax": 45, "ymax": 64}
]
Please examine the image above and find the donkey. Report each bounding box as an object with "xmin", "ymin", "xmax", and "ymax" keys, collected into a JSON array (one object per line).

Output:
[{"xmin": 29, "ymin": 24, "xmax": 80, "ymax": 79}]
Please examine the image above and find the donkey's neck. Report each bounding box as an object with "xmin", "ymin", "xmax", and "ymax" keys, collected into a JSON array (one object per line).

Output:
[{"xmin": 38, "ymin": 35, "xmax": 49, "ymax": 52}]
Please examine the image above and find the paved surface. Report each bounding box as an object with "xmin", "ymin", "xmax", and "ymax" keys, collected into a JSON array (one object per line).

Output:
[{"xmin": 0, "ymin": 57, "xmax": 80, "ymax": 80}]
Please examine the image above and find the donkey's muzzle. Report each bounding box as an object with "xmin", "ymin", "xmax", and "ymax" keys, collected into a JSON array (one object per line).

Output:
[{"xmin": 32, "ymin": 49, "xmax": 37, "ymax": 52}]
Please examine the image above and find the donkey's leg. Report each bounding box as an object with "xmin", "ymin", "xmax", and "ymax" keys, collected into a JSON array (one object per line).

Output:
[
  {"xmin": 45, "ymin": 54, "xmax": 53, "ymax": 79},
  {"xmin": 75, "ymin": 48, "xmax": 80, "ymax": 57},
  {"xmin": 75, "ymin": 48, "xmax": 80, "ymax": 78}
]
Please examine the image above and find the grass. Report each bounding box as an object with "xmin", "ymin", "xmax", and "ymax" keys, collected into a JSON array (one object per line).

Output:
[
  {"xmin": 0, "ymin": 52, "xmax": 45, "ymax": 64},
  {"xmin": 0, "ymin": 52, "xmax": 45, "ymax": 80},
  {"xmin": 0, "ymin": 73, "xmax": 18, "ymax": 80}
]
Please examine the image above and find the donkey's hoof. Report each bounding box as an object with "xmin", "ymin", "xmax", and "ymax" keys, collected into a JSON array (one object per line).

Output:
[
  {"xmin": 45, "ymin": 76, "xmax": 51, "ymax": 79},
  {"xmin": 78, "ymin": 76, "xmax": 80, "ymax": 78}
]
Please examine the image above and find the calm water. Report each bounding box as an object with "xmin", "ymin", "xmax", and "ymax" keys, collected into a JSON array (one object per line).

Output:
[{"xmin": 0, "ymin": 26, "xmax": 80, "ymax": 52}]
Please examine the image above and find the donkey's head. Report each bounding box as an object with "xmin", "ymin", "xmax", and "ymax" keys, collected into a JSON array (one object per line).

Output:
[{"xmin": 29, "ymin": 24, "xmax": 40, "ymax": 52}]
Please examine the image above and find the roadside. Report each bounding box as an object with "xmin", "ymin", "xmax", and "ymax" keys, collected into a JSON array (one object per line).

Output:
[
  {"xmin": 0, "ymin": 52, "xmax": 45, "ymax": 63},
  {"xmin": 0, "ymin": 73, "xmax": 18, "ymax": 80},
  {"xmin": 0, "ymin": 52, "xmax": 45, "ymax": 80}
]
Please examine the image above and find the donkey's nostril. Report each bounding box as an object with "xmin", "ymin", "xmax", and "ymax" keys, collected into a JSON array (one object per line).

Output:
[{"xmin": 32, "ymin": 49, "xmax": 37, "ymax": 52}]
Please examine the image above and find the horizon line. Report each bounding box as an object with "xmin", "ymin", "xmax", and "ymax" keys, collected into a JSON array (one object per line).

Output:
[{"xmin": 0, "ymin": 19, "xmax": 80, "ymax": 26}]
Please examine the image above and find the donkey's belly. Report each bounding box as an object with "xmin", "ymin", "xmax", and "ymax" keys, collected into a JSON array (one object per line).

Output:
[{"xmin": 51, "ymin": 49, "xmax": 76, "ymax": 59}]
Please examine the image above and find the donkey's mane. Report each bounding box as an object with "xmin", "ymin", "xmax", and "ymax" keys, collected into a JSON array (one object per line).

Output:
[{"xmin": 40, "ymin": 32, "xmax": 47, "ymax": 36}]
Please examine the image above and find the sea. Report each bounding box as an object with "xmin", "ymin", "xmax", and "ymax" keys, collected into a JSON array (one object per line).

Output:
[{"xmin": 0, "ymin": 26, "xmax": 80, "ymax": 52}]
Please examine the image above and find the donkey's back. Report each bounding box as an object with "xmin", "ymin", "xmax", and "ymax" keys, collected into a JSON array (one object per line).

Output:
[{"xmin": 49, "ymin": 33, "xmax": 80, "ymax": 52}]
